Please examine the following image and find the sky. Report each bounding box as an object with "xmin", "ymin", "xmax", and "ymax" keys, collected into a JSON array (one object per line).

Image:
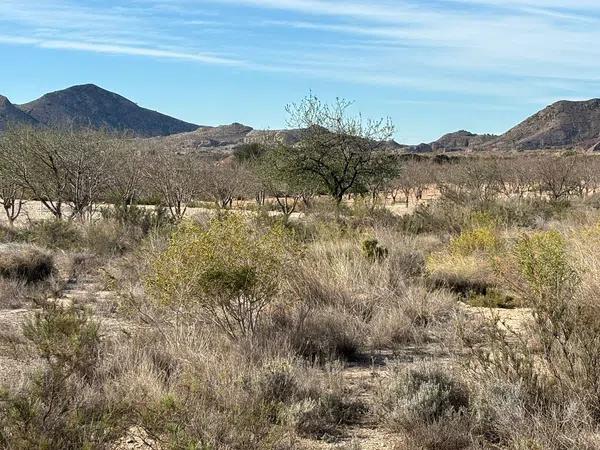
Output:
[{"xmin": 0, "ymin": 0, "xmax": 599, "ymax": 144}]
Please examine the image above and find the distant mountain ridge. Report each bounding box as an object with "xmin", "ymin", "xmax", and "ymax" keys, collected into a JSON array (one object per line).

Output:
[
  {"xmin": 0, "ymin": 95, "xmax": 39, "ymax": 132},
  {"xmin": 405, "ymin": 98, "xmax": 600, "ymax": 152},
  {"xmin": 485, "ymin": 99, "xmax": 600, "ymax": 151},
  {"xmin": 1, "ymin": 84, "xmax": 599, "ymax": 151},
  {"xmin": 1, "ymin": 84, "xmax": 199, "ymax": 137}
]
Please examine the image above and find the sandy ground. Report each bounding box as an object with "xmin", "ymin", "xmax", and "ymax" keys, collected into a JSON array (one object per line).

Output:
[{"xmin": 0, "ymin": 188, "xmax": 441, "ymax": 227}]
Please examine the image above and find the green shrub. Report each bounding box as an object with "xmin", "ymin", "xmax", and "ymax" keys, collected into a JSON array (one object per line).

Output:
[
  {"xmin": 101, "ymin": 204, "xmax": 172, "ymax": 235},
  {"xmin": 0, "ymin": 305, "xmax": 127, "ymax": 449},
  {"xmin": 23, "ymin": 304, "xmax": 100, "ymax": 377},
  {"xmin": 361, "ymin": 238, "xmax": 388, "ymax": 262},
  {"xmin": 146, "ymin": 214, "xmax": 292, "ymax": 338},
  {"xmin": 27, "ymin": 219, "xmax": 83, "ymax": 250},
  {"xmin": 450, "ymin": 226, "xmax": 502, "ymax": 256},
  {"xmin": 514, "ymin": 230, "xmax": 578, "ymax": 305}
]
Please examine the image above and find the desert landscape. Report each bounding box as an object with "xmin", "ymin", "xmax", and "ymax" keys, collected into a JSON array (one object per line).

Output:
[{"xmin": 1, "ymin": 83, "xmax": 600, "ymax": 450}]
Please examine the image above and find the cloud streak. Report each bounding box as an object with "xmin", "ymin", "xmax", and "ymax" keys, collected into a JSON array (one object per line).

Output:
[{"xmin": 1, "ymin": 0, "xmax": 599, "ymax": 104}]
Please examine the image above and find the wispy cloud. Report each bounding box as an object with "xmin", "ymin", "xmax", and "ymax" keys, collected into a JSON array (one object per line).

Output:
[
  {"xmin": 1, "ymin": 0, "xmax": 599, "ymax": 104},
  {"xmin": 39, "ymin": 40, "xmax": 244, "ymax": 65}
]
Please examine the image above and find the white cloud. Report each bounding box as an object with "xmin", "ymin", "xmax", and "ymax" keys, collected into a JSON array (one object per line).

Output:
[
  {"xmin": 1, "ymin": 0, "xmax": 599, "ymax": 103},
  {"xmin": 38, "ymin": 40, "xmax": 244, "ymax": 65}
]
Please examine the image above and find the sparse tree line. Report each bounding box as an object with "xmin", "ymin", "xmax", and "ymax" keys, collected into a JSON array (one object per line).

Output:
[
  {"xmin": 0, "ymin": 95, "xmax": 400, "ymax": 224},
  {"xmin": 2, "ymin": 95, "xmax": 600, "ymax": 227},
  {"xmin": 413, "ymin": 153, "xmax": 600, "ymax": 205}
]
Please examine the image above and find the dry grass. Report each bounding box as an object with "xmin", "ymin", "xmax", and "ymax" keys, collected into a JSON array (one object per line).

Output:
[
  {"xmin": 0, "ymin": 243, "xmax": 55, "ymax": 283},
  {"xmin": 7, "ymin": 174, "xmax": 600, "ymax": 448}
]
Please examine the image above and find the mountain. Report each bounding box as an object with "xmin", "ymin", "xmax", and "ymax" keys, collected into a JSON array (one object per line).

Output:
[
  {"xmin": 15, "ymin": 84, "xmax": 199, "ymax": 137},
  {"xmin": 404, "ymin": 130, "xmax": 497, "ymax": 153},
  {"xmin": 430, "ymin": 130, "xmax": 498, "ymax": 151},
  {"xmin": 147, "ymin": 123, "xmax": 311, "ymax": 154},
  {"xmin": 0, "ymin": 95, "xmax": 38, "ymax": 132},
  {"xmin": 4, "ymin": 85, "xmax": 600, "ymax": 151},
  {"xmin": 146, "ymin": 123, "xmax": 407, "ymax": 155},
  {"xmin": 147, "ymin": 123, "xmax": 255, "ymax": 154},
  {"xmin": 488, "ymin": 99, "xmax": 600, "ymax": 150}
]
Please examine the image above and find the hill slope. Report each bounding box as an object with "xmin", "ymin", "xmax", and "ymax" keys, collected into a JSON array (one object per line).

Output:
[
  {"xmin": 489, "ymin": 99, "xmax": 600, "ymax": 150},
  {"xmin": 147, "ymin": 123, "xmax": 255, "ymax": 154},
  {"xmin": 17, "ymin": 84, "xmax": 199, "ymax": 137},
  {"xmin": 0, "ymin": 95, "xmax": 38, "ymax": 132},
  {"xmin": 431, "ymin": 130, "xmax": 498, "ymax": 151}
]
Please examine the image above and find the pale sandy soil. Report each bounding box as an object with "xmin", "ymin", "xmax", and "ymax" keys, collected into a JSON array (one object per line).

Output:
[{"xmin": 0, "ymin": 188, "xmax": 440, "ymax": 227}]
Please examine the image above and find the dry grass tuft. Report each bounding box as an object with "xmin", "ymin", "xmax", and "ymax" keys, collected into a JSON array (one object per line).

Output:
[{"xmin": 0, "ymin": 244, "xmax": 55, "ymax": 283}]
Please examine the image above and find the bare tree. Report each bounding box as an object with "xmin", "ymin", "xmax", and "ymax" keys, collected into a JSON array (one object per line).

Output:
[
  {"xmin": 145, "ymin": 150, "xmax": 199, "ymax": 221},
  {"xmin": 389, "ymin": 159, "xmax": 431, "ymax": 207},
  {"xmin": 438, "ymin": 157, "xmax": 501, "ymax": 205},
  {"xmin": 0, "ymin": 126, "xmax": 117, "ymax": 220},
  {"xmin": 106, "ymin": 140, "xmax": 145, "ymax": 208},
  {"xmin": 0, "ymin": 126, "xmax": 68, "ymax": 218},
  {"xmin": 495, "ymin": 156, "xmax": 535, "ymax": 200},
  {"xmin": 256, "ymin": 146, "xmax": 306, "ymax": 220},
  {"xmin": 200, "ymin": 162, "xmax": 251, "ymax": 210},
  {"xmin": 0, "ymin": 176, "xmax": 24, "ymax": 226},
  {"xmin": 534, "ymin": 154, "xmax": 581, "ymax": 201},
  {"xmin": 63, "ymin": 130, "xmax": 117, "ymax": 220}
]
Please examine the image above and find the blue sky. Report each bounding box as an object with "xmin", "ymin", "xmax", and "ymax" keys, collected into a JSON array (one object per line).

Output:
[{"xmin": 1, "ymin": 0, "xmax": 599, "ymax": 143}]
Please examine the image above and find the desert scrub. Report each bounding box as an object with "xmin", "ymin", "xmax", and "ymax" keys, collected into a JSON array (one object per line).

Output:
[
  {"xmin": 0, "ymin": 304, "xmax": 129, "ymax": 449},
  {"xmin": 376, "ymin": 364, "xmax": 471, "ymax": 449},
  {"xmin": 0, "ymin": 243, "xmax": 55, "ymax": 283},
  {"xmin": 369, "ymin": 285, "xmax": 456, "ymax": 348},
  {"xmin": 361, "ymin": 238, "xmax": 388, "ymax": 262},
  {"xmin": 377, "ymin": 364, "xmax": 469, "ymax": 427},
  {"xmin": 25, "ymin": 219, "xmax": 84, "ymax": 250},
  {"xmin": 426, "ymin": 225, "xmax": 503, "ymax": 299},
  {"xmin": 146, "ymin": 214, "xmax": 294, "ymax": 338}
]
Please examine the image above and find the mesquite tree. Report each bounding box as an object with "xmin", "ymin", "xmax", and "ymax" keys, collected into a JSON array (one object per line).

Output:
[
  {"xmin": 281, "ymin": 94, "xmax": 397, "ymax": 208},
  {"xmin": 0, "ymin": 126, "xmax": 116, "ymax": 220}
]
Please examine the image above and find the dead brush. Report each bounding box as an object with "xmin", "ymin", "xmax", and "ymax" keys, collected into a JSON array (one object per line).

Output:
[
  {"xmin": 369, "ymin": 284, "xmax": 457, "ymax": 349},
  {"xmin": 0, "ymin": 243, "xmax": 55, "ymax": 283}
]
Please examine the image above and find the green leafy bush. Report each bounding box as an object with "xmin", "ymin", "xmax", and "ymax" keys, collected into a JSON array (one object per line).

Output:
[
  {"xmin": 27, "ymin": 219, "xmax": 83, "ymax": 250},
  {"xmin": 146, "ymin": 214, "xmax": 292, "ymax": 338},
  {"xmin": 450, "ymin": 226, "xmax": 502, "ymax": 256},
  {"xmin": 514, "ymin": 230, "xmax": 578, "ymax": 305}
]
